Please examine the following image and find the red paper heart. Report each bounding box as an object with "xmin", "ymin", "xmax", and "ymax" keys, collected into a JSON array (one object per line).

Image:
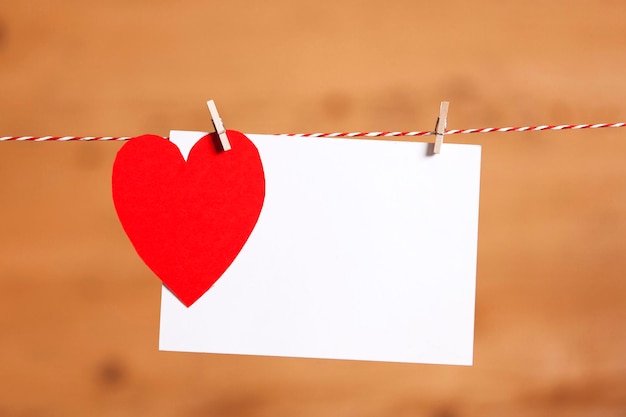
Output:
[{"xmin": 112, "ymin": 130, "xmax": 265, "ymax": 307}]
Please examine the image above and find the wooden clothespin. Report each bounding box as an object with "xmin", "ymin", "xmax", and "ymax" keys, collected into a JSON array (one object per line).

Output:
[
  {"xmin": 433, "ymin": 101, "xmax": 449, "ymax": 154},
  {"xmin": 206, "ymin": 100, "xmax": 231, "ymax": 152}
]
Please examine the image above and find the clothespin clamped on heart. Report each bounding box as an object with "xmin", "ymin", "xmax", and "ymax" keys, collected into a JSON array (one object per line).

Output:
[{"xmin": 207, "ymin": 99, "xmax": 232, "ymax": 152}]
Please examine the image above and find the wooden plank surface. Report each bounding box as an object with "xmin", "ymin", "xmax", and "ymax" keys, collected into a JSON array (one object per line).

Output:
[{"xmin": 1, "ymin": 1, "xmax": 626, "ymax": 416}]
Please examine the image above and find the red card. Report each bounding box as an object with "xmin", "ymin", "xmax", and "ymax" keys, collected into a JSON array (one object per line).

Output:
[{"xmin": 112, "ymin": 131, "xmax": 265, "ymax": 306}]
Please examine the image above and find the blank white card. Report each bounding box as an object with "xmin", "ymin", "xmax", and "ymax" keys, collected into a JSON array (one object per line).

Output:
[{"xmin": 160, "ymin": 131, "xmax": 481, "ymax": 365}]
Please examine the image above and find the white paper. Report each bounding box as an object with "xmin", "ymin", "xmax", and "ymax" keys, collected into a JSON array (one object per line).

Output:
[{"xmin": 159, "ymin": 131, "xmax": 481, "ymax": 365}]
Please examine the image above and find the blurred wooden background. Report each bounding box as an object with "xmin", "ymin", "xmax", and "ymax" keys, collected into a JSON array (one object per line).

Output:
[{"xmin": 1, "ymin": 1, "xmax": 626, "ymax": 416}]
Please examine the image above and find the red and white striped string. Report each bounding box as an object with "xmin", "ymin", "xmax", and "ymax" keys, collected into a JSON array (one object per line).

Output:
[
  {"xmin": 277, "ymin": 122, "xmax": 626, "ymax": 139},
  {"xmin": 0, "ymin": 135, "xmax": 132, "ymax": 142},
  {"xmin": 1, "ymin": 122, "xmax": 624, "ymax": 142}
]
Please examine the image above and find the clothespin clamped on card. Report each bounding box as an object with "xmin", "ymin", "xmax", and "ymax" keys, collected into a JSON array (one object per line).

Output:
[
  {"xmin": 206, "ymin": 100, "xmax": 231, "ymax": 152},
  {"xmin": 433, "ymin": 101, "xmax": 449, "ymax": 155}
]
